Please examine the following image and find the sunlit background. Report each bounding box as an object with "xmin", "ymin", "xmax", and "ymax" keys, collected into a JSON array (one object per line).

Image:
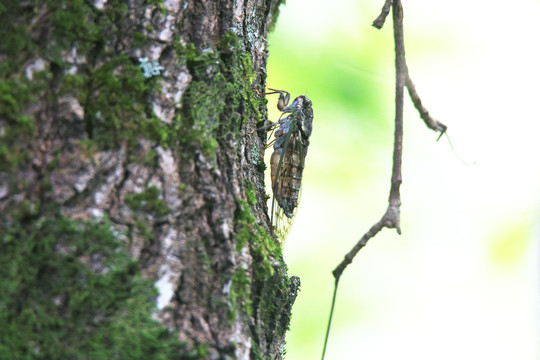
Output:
[{"xmin": 264, "ymin": 0, "xmax": 540, "ymax": 359}]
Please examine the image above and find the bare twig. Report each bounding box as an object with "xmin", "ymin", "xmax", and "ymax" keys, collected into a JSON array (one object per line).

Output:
[
  {"xmin": 332, "ymin": 0, "xmax": 405, "ymax": 302},
  {"xmin": 322, "ymin": 1, "xmax": 446, "ymax": 358},
  {"xmin": 406, "ymin": 75, "xmax": 447, "ymax": 138},
  {"xmin": 375, "ymin": 2, "xmax": 446, "ymax": 137},
  {"xmin": 372, "ymin": 0, "xmax": 393, "ymax": 29}
]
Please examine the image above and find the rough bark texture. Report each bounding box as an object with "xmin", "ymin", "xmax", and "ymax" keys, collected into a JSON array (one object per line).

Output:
[{"xmin": 0, "ymin": 0, "xmax": 298, "ymax": 359}]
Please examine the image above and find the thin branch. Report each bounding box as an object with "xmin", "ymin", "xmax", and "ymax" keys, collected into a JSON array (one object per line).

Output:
[
  {"xmin": 322, "ymin": 2, "xmax": 409, "ymax": 358},
  {"xmin": 321, "ymin": 276, "xmax": 341, "ymax": 360},
  {"xmin": 332, "ymin": 220, "xmax": 386, "ymax": 280},
  {"xmin": 372, "ymin": 0, "xmax": 393, "ymax": 29},
  {"xmin": 332, "ymin": 0, "xmax": 405, "ymax": 290},
  {"xmin": 406, "ymin": 75, "xmax": 447, "ymax": 137},
  {"xmin": 388, "ymin": 0, "xmax": 405, "ymax": 233},
  {"xmin": 322, "ymin": 1, "xmax": 448, "ymax": 357}
]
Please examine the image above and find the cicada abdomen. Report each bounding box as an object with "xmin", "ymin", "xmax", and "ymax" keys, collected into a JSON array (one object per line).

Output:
[{"xmin": 255, "ymin": 88, "xmax": 313, "ymax": 241}]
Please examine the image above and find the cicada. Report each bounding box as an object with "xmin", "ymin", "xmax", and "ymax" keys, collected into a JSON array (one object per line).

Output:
[{"xmin": 255, "ymin": 88, "xmax": 313, "ymax": 240}]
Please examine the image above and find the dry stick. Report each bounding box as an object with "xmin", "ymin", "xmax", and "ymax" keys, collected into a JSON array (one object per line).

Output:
[
  {"xmin": 372, "ymin": 0, "xmax": 393, "ymax": 29},
  {"xmin": 331, "ymin": 1, "xmax": 405, "ymax": 281},
  {"xmin": 321, "ymin": 1, "xmax": 446, "ymax": 358},
  {"xmin": 374, "ymin": 0, "xmax": 447, "ymax": 135},
  {"xmin": 406, "ymin": 75, "xmax": 448, "ymax": 137}
]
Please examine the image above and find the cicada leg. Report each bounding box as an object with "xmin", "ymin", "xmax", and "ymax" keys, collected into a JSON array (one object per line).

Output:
[
  {"xmin": 255, "ymin": 88, "xmax": 291, "ymax": 111},
  {"xmin": 249, "ymin": 121, "xmax": 277, "ymax": 134},
  {"xmin": 250, "ymin": 121, "xmax": 279, "ymax": 160},
  {"xmin": 258, "ymin": 136, "xmax": 277, "ymax": 158}
]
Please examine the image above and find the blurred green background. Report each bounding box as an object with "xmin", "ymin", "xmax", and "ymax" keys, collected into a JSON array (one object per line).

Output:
[{"xmin": 264, "ymin": 0, "xmax": 540, "ymax": 359}]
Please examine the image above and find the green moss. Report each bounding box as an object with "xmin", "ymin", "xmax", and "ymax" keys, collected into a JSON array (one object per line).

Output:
[
  {"xmin": 234, "ymin": 198, "xmax": 254, "ymax": 251},
  {"xmin": 45, "ymin": 0, "xmax": 103, "ymax": 63},
  {"xmin": 232, "ymin": 191, "xmax": 298, "ymax": 357},
  {"xmin": 145, "ymin": 0, "xmax": 164, "ymax": 6},
  {"xmin": 1, "ymin": 9, "xmax": 259, "ymax": 169},
  {"xmin": 252, "ymin": 225, "xmax": 279, "ymax": 279},
  {"xmin": 0, "ymin": 0, "xmax": 129, "ymax": 70},
  {"xmin": 251, "ymin": 145, "xmax": 267, "ymax": 174},
  {"xmin": 240, "ymin": 53, "xmax": 256, "ymax": 87},
  {"xmin": 245, "ymin": 183, "xmax": 257, "ymax": 206},
  {"xmin": 125, "ymin": 186, "xmax": 170, "ymax": 217},
  {"xmin": 191, "ymin": 344, "xmax": 209, "ymax": 358},
  {"xmin": 82, "ymin": 55, "xmax": 151, "ymax": 147},
  {"xmin": 133, "ymin": 32, "xmax": 147, "ymax": 47},
  {"xmin": 79, "ymin": 139, "xmax": 99, "ymax": 157},
  {"xmin": 0, "ymin": 1, "xmax": 168, "ymax": 171},
  {"xmin": 142, "ymin": 116, "xmax": 174, "ymax": 146},
  {"xmin": 68, "ymin": 56, "xmax": 169, "ymax": 156},
  {"xmin": 144, "ymin": 148, "xmax": 158, "ymax": 166},
  {"xmin": 60, "ymin": 73, "xmax": 86, "ymax": 93},
  {"xmin": 179, "ymin": 73, "xmax": 230, "ymax": 157},
  {"xmin": 234, "ymin": 199, "xmax": 255, "ymax": 225},
  {"xmin": 254, "ymin": 273, "xmax": 299, "ymax": 348},
  {"xmin": 142, "ymin": 0, "xmax": 167, "ymax": 15},
  {"xmin": 0, "ymin": 213, "xmax": 190, "ymax": 359},
  {"xmin": 231, "ymin": 196, "xmax": 285, "ymax": 331},
  {"xmin": 228, "ymin": 267, "xmax": 252, "ymax": 322},
  {"xmin": 230, "ymin": 200, "xmax": 263, "ymax": 324},
  {"xmin": 195, "ymin": 241, "xmax": 213, "ymax": 274},
  {"xmin": 12, "ymin": 199, "xmax": 41, "ymax": 220},
  {"xmin": 0, "ymin": 75, "xmax": 44, "ymax": 170},
  {"xmin": 176, "ymin": 33, "xmax": 258, "ymax": 159},
  {"xmin": 234, "ymin": 195, "xmax": 279, "ymax": 277},
  {"xmin": 42, "ymin": 0, "xmax": 169, "ymax": 152},
  {"xmin": 134, "ymin": 220, "xmax": 154, "ymax": 240},
  {"xmin": 0, "ymin": 3, "xmax": 39, "ymax": 75},
  {"xmin": 240, "ymin": 53, "xmax": 261, "ymax": 125},
  {"xmin": 235, "ymin": 225, "xmax": 249, "ymax": 253}
]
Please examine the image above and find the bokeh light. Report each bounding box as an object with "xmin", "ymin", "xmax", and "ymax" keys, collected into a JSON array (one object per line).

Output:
[{"xmin": 265, "ymin": 0, "xmax": 540, "ymax": 359}]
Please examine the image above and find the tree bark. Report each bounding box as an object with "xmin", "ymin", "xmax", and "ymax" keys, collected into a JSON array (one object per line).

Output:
[{"xmin": 0, "ymin": 1, "xmax": 297, "ymax": 359}]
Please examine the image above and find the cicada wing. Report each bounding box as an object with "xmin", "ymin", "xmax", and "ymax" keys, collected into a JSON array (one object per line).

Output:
[
  {"xmin": 271, "ymin": 159, "xmax": 295, "ymax": 244},
  {"xmin": 273, "ymin": 204, "xmax": 295, "ymax": 243},
  {"xmin": 272, "ymin": 185, "xmax": 303, "ymax": 244},
  {"xmin": 270, "ymin": 117, "xmax": 297, "ymax": 216},
  {"xmin": 270, "ymin": 120, "xmax": 309, "ymax": 243}
]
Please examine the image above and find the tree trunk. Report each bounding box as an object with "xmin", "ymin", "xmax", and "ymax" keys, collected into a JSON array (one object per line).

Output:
[{"xmin": 0, "ymin": 1, "xmax": 298, "ymax": 359}]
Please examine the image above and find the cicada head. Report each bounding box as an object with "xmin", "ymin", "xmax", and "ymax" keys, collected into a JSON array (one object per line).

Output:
[
  {"xmin": 297, "ymin": 95, "xmax": 313, "ymax": 140},
  {"xmin": 285, "ymin": 95, "xmax": 313, "ymax": 140}
]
